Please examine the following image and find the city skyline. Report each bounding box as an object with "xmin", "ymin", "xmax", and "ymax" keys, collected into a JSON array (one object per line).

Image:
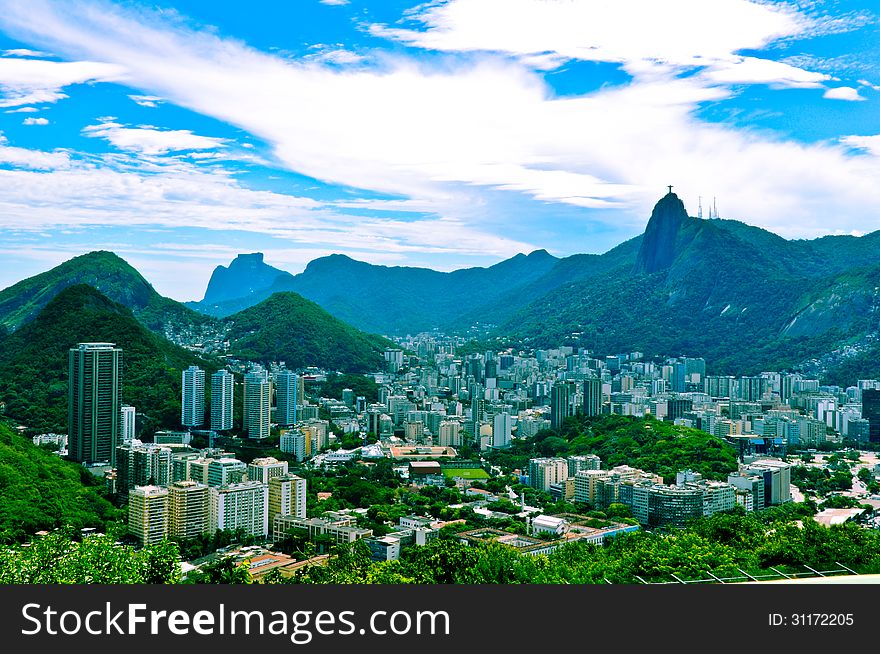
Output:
[{"xmin": 0, "ymin": 0, "xmax": 877, "ymax": 300}]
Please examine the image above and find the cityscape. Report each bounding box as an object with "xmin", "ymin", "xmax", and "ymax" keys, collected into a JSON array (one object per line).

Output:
[
  {"xmin": 0, "ymin": 0, "xmax": 879, "ymax": 593},
  {"xmin": 6, "ymin": 304, "xmax": 880, "ymax": 583}
]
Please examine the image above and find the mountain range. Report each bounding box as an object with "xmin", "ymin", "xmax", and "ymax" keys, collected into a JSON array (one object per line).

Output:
[
  {"xmin": 2, "ymin": 191, "xmax": 879, "ymax": 392},
  {"xmin": 184, "ymin": 191, "xmax": 880, "ymax": 381}
]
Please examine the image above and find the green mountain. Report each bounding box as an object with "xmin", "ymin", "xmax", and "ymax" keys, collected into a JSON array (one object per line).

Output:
[
  {"xmin": 502, "ymin": 191, "xmax": 880, "ymax": 376},
  {"xmin": 226, "ymin": 292, "xmax": 394, "ymax": 372},
  {"xmin": 0, "ymin": 250, "xmax": 214, "ymax": 337},
  {"xmin": 0, "ymin": 420, "xmax": 122, "ymax": 543},
  {"xmin": 0, "ymin": 284, "xmax": 218, "ymax": 434},
  {"xmin": 188, "ymin": 249, "xmax": 560, "ymax": 334}
]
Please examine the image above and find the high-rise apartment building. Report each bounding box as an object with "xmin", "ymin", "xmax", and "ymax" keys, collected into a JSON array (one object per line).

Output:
[
  {"xmin": 116, "ymin": 442, "xmax": 172, "ymax": 496},
  {"xmin": 275, "ymin": 370, "xmax": 298, "ymax": 426},
  {"xmin": 210, "ymin": 369, "xmax": 234, "ymax": 431},
  {"xmin": 181, "ymin": 365, "xmax": 205, "ymax": 428},
  {"xmin": 128, "ymin": 485, "xmax": 169, "ymax": 545},
  {"xmin": 248, "ymin": 457, "xmax": 288, "ymax": 484},
  {"xmin": 528, "ymin": 457, "xmax": 569, "ymax": 492},
  {"xmin": 268, "ymin": 473, "xmax": 307, "ymax": 520},
  {"xmin": 492, "ymin": 412, "xmax": 513, "ymax": 448},
  {"xmin": 120, "ymin": 404, "xmax": 136, "ymax": 443},
  {"xmin": 168, "ymin": 480, "xmax": 210, "ymax": 540},
  {"xmin": 438, "ymin": 421, "xmax": 462, "ymax": 447},
  {"xmin": 862, "ymin": 389, "xmax": 880, "ymax": 444},
  {"xmin": 68, "ymin": 342, "xmax": 122, "ymax": 465},
  {"xmin": 583, "ymin": 377, "xmax": 602, "ymax": 417},
  {"xmin": 210, "ymin": 481, "xmax": 268, "ymax": 538},
  {"xmin": 244, "ymin": 370, "xmax": 271, "ymax": 440},
  {"xmin": 550, "ymin": 381, "xmax": 575, "ymax": 430}
]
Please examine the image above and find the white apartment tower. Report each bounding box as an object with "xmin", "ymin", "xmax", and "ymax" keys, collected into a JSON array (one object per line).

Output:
[
  {"xmin": 181, "ymin": 366, "xmax": 205, "ymax": 428},
  {"xmin": 211, "ymin": 369, "xmax": 234, "ymax": 431}
]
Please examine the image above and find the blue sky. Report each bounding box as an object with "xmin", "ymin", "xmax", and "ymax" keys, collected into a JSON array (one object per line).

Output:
[{"xmin": 0, "ymin": 0, "xmax": 878, "ymax": 300}]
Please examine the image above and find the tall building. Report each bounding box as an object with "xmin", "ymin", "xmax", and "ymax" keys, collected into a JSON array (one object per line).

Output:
[
  {"xmin": 248, "ymin": 457, "xmax": 288, "ymax": 484},
  {"xmin": 181, "ymin": 365, "xmax": 205, "ymax": 428},
  {"xmin": 116, "ymin": 442, "xmax": 172, "ymax": 496},
  {"xmin": 862, "ymin": 389, "xmax": 880, "ymax": 444},
  {"xmin": 68, "ymin": 342, "xmax": 122, "ymax": 465},
  {"xmin": 210, "ymin": 369, "xmax": 234, "ymax": 431},
  {"xmin": 120, "ymin": 405, "xmax": 136, "ymax": 443},
  {"xmin": 438, "ymin": 421, "xmax": 462, "ymax": 447},
  {"xmin": 550, "ymin": 381, "xmax": 575, "ymax": 430},
  {"xmin": 207, "ymin": 457, "xmax": 248, "ymax": 487},
  {"xmin": 567, "ymin": 454, "xmax": 601, "ymax": 477},
  {"xmin": 268, "ymin": 473, "xmax": 307, "ymax": 520},
  {"xmin": 244, "ymin": 370, "xmax": 272, "ymax": 440},
  {"xmin": 210, "ymin": 481, "xmax": 268, "ymax": 538},
  {"xmin": 169, "ymin": 480, "xmax": 211, "ymax": 540},
  {"xmin": 492, "ymin": 412, "xmax": 513, "ymax": 448},
  {"xmin": 583, "ymin": 377, "xmax": 602, "ymax": 417},
  {"xmin": 128, "ymin": 485, "xmax": 169, "ymax": 545},
  {"xmin": 280, "ymin": 430, "xmax": 307, "ymax": 462},
  {"xmin": 528, "ymin": 457, "xmax": 568, "ymax": 492},
  {"xmin": 275, "ymin": 370, "xmax": 298, "ymax": 426}
]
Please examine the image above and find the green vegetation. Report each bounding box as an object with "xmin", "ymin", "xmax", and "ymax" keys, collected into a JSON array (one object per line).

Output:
[
  {"xmin": 791, "ymin": 465, "xmax": 853, "ymax": 496},
  {"xmin": 501, "ymin": 211, "xmax": 880, "ymax": 377},
  {"xmin": 0, "ymin": 284, "xmax": 218, "ymax": 434},
  {"xmin": 227, "ymin": 292, "xmax": 393, "ymax": 372},
  {"xmin": 272, "ymin": 505, "xmax": 880, "ymax": 585},
  {"xmin": 487, "ymin": 415, "xmax": 739, "ymax": 483},
  {"xmin": 0, "ymin": 527, "xmax": 180, "ymax": 583},
  {"xmin": 0, "ymin": 250, "xmax": 212, "ymax": 335},
  {"xmin": 0, "ymin": 421, "xmax": 122, "ymax": 543},
  {"xmin": 315, "ymin": 372, "xmax": 380, "ymax": 403}
]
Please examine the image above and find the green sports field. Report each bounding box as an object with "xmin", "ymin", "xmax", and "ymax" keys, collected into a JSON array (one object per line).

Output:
[{"xmin": 441, "ymin": 467, "xmax": 490, "ymax": 480}]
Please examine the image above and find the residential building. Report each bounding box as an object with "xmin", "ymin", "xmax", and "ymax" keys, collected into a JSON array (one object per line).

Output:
[
  {"xmin": 210, "ymin": 481, "xmax": 268, "ymax": 538},
  {"xmin": 181, "ymin": 365, "xmax": 205, "ymax": 428},
  {"xmin": 168, "ymin": 480, "xmax": 210, "ymax": 540},
  {"xmin": 68, "ymin": 342, "xmax": 121, "ymax": 465},
  {"xmin": 268, "ymin": 473, "xmax": 307, "ymax": 520},
  {"xmin": 210, "ymin": 369, "xmax": 234, "ymax": 431},
  {"xmin": 128, "ymin": 485, "xmax": 169, "ymax": 545},
  {"xmin": 247, "ymin": 457, "xmax": 288, "ymax": 484}
]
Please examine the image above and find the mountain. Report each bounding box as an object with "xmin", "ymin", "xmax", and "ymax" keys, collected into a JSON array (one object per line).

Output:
[
  {"xmin": 188, "ymin": 249, "xmax": 560, "ymax": 334},
  {"xmin": 225, "ymin": 292, "xmax": 394, "ymax": 372},
  {"xmin": 0, "ymin": 251, "xmax": 214, "ymax": 339},
  {"xmin": 0, "ymin": 284, "xmax": 218, "ymax": 434},
  {"xmin": 634, "ymin": 191, "xmax": 699, "ymax": 274},
  {"xmin": 198, "ymin": 252, "xmax": 293, "ymax": 307},
  {"xmin": 502, "ymin": 192, "xmax": 880, "ymax": 376}
]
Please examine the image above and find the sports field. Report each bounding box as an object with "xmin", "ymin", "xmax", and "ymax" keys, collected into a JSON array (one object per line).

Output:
[{"xmin": 442, "ymin": 468, "xmax": 490, "ymax": 480}]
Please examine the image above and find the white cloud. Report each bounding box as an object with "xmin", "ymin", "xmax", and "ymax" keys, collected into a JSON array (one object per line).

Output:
[
  {"xmin": 4, "ymin": 105, "xmax": 38, "ymax": 112},
  {"xmin": 0, "ymin": 55, "xmax": 124, "ymax": 107},
  {"xmin": 823, "ymin": 86, "xmax": 865, "ymax": 101},
  {"xmin": 309, "ymin": 48, "xmax": 364, "ymax": 65},
  {"xmin": 703, "ymin": 56, "xmax": 829, "ymax": 88},
  {"xmin": 841, "ymin": 135, "xmax": 880, "ymax": 156},
  {"xmin": 128, "ymin": 93, "xmax": 163, "ymax": 107},
  {"xmin": 0, "ymin": 0, "xmax": 877, "ymax": 245},
  {"xmin": 319, "ymin": 0, "xmax": 349, "ymax": 5},
  {"xmin": 82, "ymin": 120, "xmax": 228, "ymax": 155},
  {"xmin": 370, "ymin": 0, "xmax": 811, "ymax": 77},
  {"xmin": 2, "ymin": 47, "xmax": 51, "ymax": 57},
  {"xmin": 0, "ymin": 131, "xmax": 69, "ymax": 168},
  {"xmin": 22, "ymin": 116, "xmax": 49, "ymax": 125}
]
